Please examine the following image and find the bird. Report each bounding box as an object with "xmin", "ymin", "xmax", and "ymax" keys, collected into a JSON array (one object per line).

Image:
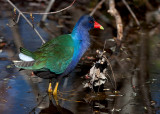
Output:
[{"xmin": 13, "ymin": 15, "xmax": 104, "ymax": 104}]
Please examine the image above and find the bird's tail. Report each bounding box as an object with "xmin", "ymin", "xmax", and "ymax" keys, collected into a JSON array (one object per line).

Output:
[
  {"xmin": 20, "ymin": 47, "xmax": 34, "ymax": 57},
  {"xmin": 13, "ymin": 47, "xmax": 35, "ymax": 69},
  {"xmin": 19, "ymin": 47, "xmax": 34, "ymax": 61},
  {"xmin": 13, "ymin": 60, "xmax": 35, "ymax": 69}
]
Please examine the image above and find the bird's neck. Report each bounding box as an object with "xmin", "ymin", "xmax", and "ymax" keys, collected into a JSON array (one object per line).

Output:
[
  {"xmin": 71, "ymin": 25, "xmax": 90, "ymax": 46},
  {"xmin": 62, "ymin": 25, "xmax": 91, "ymax": 76},
  {"xmin": 71, "ymin": 25, "xmax": 91, "ymax": 63}
]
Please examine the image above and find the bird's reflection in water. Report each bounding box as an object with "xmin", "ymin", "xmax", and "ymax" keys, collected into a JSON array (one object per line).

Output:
[
  {"xmin": 39, "ymin": 100, "xmax": 73, "ymax": 114},
  {"xmin": 30, "ymin": 94, "xmax": 73, "ymax": 114}
]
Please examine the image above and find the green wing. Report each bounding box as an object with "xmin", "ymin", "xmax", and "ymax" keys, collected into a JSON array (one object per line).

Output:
[{"xmin": 32, "ymin": 34, "xmax": 74, "ymax": 74}]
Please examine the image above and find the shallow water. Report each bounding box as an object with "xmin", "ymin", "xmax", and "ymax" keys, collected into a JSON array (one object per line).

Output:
[{"xmin": 0, "ymin": 1, "xmax": 160, "ymax": 114}]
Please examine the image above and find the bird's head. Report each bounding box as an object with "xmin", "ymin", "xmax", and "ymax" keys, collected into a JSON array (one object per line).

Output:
[{"xmin": 77, "ymin": 15, "xmax": 104, "ymax": 31}]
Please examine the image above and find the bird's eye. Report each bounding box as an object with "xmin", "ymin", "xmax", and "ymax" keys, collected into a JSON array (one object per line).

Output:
[{"xmin": 89, "ymin": 21, "xmax": 93, "ymax": 23}]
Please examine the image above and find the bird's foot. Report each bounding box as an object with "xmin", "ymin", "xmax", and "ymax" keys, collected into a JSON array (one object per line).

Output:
[
  {"xmin": 53, "ymin": 82, "xmax": 59, "ymax": 105},
  {"xmin": 48, "ymin": 92, "xmax": 52, "ymax": 100},
  {"xmin": 48, "ymin": 82, "xmax": 53, "ymax": 93}
]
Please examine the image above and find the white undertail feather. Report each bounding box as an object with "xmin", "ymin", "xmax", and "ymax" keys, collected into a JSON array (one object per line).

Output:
[{"xmin": 19, "ymin": 53, "xmax": 34, "ymax": 61}]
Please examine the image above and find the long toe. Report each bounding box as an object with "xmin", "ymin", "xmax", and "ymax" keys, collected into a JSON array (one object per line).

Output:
[
  {"xmin": 53, "ymin": 82, "xmax": 59, "ymax": 105},
  {"xmin": 48, "ymin": 82, "xmax": 53, "ymax": 93}
]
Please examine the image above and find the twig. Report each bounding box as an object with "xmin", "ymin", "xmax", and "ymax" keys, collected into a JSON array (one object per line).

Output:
[
  {"xmin": 6, "ymin": 0, "xmax": 46, "ymax": 44},
  {"xmin": 103, "ymin": 39, "xmax": 107, "ymax": 52},
  {"xmin": 90, "ymin": 0, "xmax": 106, "ymax": 16},
  {"xmin": 16, "ymin": 13, "xmax": 21, "ymax": 23},
  {"xmin": 7, "ymin": 13, "xmax": 21, "ymax": 27},
  {"xmin": 29, "ymin": 93, "xmax": 48, "ymax": 114},
  {"xmin": 58, "ymin": 96, "xmax": 84, "ymax": 103},
  {"xmin": 10, "ymin": 19, "xmax": 24, "ymax": 50},
  {"xmin": 104, "ymin": 55, "xmax": 117, "ymax": 90},
  {"xmin": 22, "ymin": 0, "xmax": 76, "ymax": 15},
  {"xmin": 108, "ymin": 0, "xmax": 123, "ymax": 46},
  {"xmin": 144, "ymin": 0, "xmax": 153, "ymax": 10},
  {"xmin": 122, "ymin": 0, "xmax": 140, "ymax": 26},
  {"xmin": 41, "ymin": 0, "xmax": 55, "ymax": 22}
]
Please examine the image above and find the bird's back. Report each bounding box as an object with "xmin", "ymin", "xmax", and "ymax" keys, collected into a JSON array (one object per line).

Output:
[
  {"xmin": 14, "ymin": 34, "xmax": 75, "ymax": 76},
  {"xmin": 33, "ymin": 34, "xmax": 75, "ymax": 74}
]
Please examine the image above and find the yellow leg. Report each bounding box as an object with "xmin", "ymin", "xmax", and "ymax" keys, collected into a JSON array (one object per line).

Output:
[
  {"xmin": 48, "ymin": 81, "xmax": 52, "ymax": 93},
  {"xmin": 53, "ymin": 82, "xmax": 59, "ymax": 105},
  {"xmin": 48, "ymin": 92, "xmax": 52, "ymax": 100}
]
